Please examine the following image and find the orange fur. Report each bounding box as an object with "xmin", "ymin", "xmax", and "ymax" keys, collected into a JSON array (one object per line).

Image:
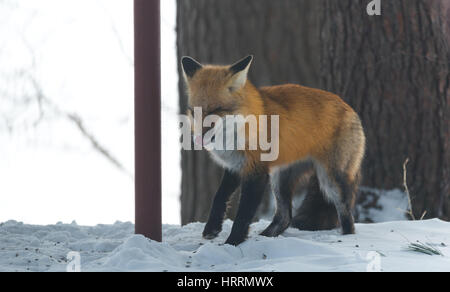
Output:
[{"xmin": 185, "ymin": 63, "xmax": 365, "ymax": 181}]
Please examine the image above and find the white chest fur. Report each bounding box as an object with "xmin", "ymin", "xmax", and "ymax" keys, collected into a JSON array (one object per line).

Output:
[{"xmin": 209, "ymin": 150, "xmax": 246, "ymax": 173}]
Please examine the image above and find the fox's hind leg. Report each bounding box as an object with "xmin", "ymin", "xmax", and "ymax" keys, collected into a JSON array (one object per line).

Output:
[
  {"xmin": 314, "ymin": 163, "xmax": 357, "ymax": 235},
  {"xmin": 329, "ymin": 171, "xmax": 357, "ymax": 235},
  {"xmin": 261, "ymin": 161, "xmax": 312, "ymax": 237}
]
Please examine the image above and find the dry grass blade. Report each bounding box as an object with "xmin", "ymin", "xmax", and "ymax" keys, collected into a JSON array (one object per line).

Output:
[
  {"xmin": 406, "ymin": 241, "xmax": 443, "ymax": 256},
  {"xmin": 403, "ymin": 158, "xmax": 415, "ymax": 220}
]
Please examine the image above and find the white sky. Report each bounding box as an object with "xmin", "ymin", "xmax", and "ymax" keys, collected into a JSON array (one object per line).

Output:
[{"xmin": 0, "ymin": 0, "xmax": 181, "ymax": 225}]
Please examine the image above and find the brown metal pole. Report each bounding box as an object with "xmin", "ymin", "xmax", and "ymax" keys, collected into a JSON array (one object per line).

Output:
[{"xmin": 134, "ymin": 0, "xmax": 161, "ymax": 241}]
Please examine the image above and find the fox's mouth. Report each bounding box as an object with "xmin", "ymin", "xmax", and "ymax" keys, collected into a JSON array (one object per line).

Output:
[
  {"xmin": 193, "ymin": 134, "xmax": 215, "ymax": 147},
  {"xmin": 193, "ymin": 123, "xmax": 218, "ymax": 148}
]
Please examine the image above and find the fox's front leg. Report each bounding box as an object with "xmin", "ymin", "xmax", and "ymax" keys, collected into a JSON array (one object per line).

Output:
[
  {"xmin": 225, "ymin": 171, "xmax": 269, "ymax": 246},
  {"xmin": 203, "ymin": 170, "xmax": 241, "ymax": 239}
]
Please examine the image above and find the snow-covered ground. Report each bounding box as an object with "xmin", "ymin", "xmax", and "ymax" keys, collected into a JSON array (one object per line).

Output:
[
  {"xmin": 356, "ymin": 188, "xmax": 409, "ymax": 223},
  {"xmin": 1, "ymin": 219, "xmax": 449, "ymax": 272}
]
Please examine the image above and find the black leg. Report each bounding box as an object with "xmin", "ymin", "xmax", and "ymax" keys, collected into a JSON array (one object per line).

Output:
[
  {"xmin": 291, "ymin": 174, "xmax": 339, "ymax": 231},
  {"xmin": 332, "ymin": 171, "xmax": 357, "ymax": 235},
  {"xmin": 260, "ymin": 169, "xmax": 295, "ymax": 237},
  {"xmin": 225, "ymin": 171, "xmax": 269, "ymax": 246},
  {"xmin": 203, "ymin": 170, "xmax": 241, "ymax": 239}
]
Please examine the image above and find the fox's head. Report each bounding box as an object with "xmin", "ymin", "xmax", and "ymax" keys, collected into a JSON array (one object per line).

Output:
[
  {"xmin": 182, "ymin": 55, "xmax": 253, "ymax": 115},
  {"xmin": 181, "ymin": 55, "xmax": 255, "ymax": 147}
]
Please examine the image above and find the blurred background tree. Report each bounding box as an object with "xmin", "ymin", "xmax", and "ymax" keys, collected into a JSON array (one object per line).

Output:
[
  {"xmin": 320, "ymin": 0, "xmax": 449, "ymax": 220},
  {"xmin": 177, "ymin": 0, "xmax": 450, "ymax": 224}
]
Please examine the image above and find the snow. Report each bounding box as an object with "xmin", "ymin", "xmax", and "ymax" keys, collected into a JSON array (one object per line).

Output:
[
  {"xmin": 357, "ymin": 188, "xmax": 409, "ymax": 223},
  {"xmin": 1, "ymin": 219, "xmax": 450, "ymax": 272}
]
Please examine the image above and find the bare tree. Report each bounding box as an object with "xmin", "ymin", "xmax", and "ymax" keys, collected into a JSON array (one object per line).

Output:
[{"xmin": 0, "ymin": 1, "xmax": 132, "ymax": 177}]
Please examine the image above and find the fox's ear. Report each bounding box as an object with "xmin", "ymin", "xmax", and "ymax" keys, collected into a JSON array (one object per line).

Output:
[
  {"xmin": 229, "ymin": 55, "xmax": 253, "ymax": 91},
  {"xmin": 182, "ymin": 56, "xmax": 203, "ymax": 79}
]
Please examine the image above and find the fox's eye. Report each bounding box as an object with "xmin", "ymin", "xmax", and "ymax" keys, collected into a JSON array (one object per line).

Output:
[
  {"xmin": 209, "ymin": 107, "xmax": 224, "ymax": 115},
  {"xmin": 228, "ymin": 87, "xmax": 233, "ymax": 93}
]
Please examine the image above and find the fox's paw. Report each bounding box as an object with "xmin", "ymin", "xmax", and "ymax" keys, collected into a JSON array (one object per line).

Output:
[
  {"xmin": 224, "ymin": 235, "xmax": 246, "ymax": 246},
  {"xmin": 260, "ymin": 219, "xmax": 290, "ymax": 238},
  {"xmin": 202, "ymin": 224, "xmax": 222, "ymax": 240},
  {"xmin": 260, "ymin": 225, "xmax": 281, "ymax": 238},
  {"xmin": 203, "ymin": 230, "xmax": 220, "ymax": 240},
  {"xmin": 340, "ymin": 215, "xmax": 355, "ymax": 235}
]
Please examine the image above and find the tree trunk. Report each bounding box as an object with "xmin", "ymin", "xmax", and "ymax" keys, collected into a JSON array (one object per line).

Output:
[
  {"xmin": 320, "ymin": 0, "xmax": 450, "ymax": 219},
  {"xmin": 176, "ymin": 0, "xmax": 323, "ymax": 225}
]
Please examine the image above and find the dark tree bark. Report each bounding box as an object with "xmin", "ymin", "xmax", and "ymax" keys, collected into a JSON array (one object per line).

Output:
[
  {"xmin": 176, "ymin": 0, "xmax": 323, "ymax": 225},
  {"xmin": 320, "ymin": 0, "xmax": 450, "ymax": 220}
]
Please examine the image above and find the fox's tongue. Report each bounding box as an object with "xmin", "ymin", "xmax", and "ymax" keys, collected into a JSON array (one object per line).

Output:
[{"xmin": 194, "ymin": 135, "xmax": 203, "ymax": 146}]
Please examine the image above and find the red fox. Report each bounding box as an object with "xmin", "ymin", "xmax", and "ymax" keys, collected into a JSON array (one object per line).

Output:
[{"xmin": 182, "ymin": 55, "xmax": 366, "ymax": 246}]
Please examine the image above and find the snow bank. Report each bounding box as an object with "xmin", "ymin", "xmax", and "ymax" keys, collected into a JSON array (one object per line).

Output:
[
  {"xmin": 356, "ymin": 188, "xmax": 409, "ymax": 223},
  {"xmin": 1, "ymin": 219, "xmax": 450, "ymax": 272}
]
